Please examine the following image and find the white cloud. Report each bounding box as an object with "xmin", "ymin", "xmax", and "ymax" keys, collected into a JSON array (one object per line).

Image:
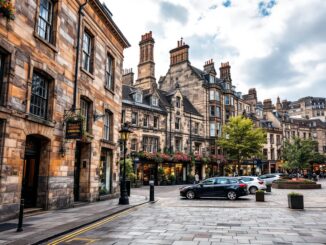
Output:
[{"xmin": 105, "ymin": 0, "xmax": 326, "ymax": 102}]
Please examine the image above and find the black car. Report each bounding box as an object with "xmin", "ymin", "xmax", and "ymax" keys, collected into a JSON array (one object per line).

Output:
[{"xmin": 180, "ymin": 177, "xmax": 248, "ymax": 200}]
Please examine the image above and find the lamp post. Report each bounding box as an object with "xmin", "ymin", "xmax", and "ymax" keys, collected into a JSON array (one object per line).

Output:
[{"xmin": 119, "ymin": 123, "xmax": 132, "ymax": 205}]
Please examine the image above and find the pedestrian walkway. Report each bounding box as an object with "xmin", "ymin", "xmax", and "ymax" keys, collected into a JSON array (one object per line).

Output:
[{"xmin": 0, "ymin": 195, "xmax": 147, "ymax": 245}]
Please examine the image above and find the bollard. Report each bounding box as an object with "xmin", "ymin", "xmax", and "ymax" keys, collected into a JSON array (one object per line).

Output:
[
  {"xmin": 17, "ymin": 199, "xmax": 24, "ymax": 232},
  {"xmin": 149, "ymin": 180, "xmax": 154, "ymax": 202}
]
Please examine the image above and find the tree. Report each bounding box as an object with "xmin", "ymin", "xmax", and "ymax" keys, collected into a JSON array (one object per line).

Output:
[
  {"xmin": 217, "ymin": 116, "xmax": 266, "ymax": 173},
  {"xmin": 282, "ymin": 137, "xmax": 325, "ymax": 172}
]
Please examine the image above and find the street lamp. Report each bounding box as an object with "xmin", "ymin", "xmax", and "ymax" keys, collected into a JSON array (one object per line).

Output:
[{"xmin": 119, "ymin": 122, "xmax": 132, "ymax": 205}]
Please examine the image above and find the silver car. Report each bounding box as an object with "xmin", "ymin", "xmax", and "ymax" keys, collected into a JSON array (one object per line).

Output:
[
  {"xmin": 239, "ymin": 176, "xmax": 267, "ymax": 194},
  {"xmin": 258, "ymin": 174, "xmax": 281, "ymax": 185}
]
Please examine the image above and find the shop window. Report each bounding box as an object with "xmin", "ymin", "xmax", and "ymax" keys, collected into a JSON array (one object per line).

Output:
[
  {"xmin": 153, "ymin": 116, "xmax": 159, "ymax": 129},
  {"xmin": 105, "ymin": 53, "xmax": 114, "ymax": 91},
  {"xmin": 37, "ymin": 0, "xmax": 54, "ymax": 43},
  {"xmin": 80, "ymin": 97, "xmax": 92, "ymax": 133},
  {"xmin": 175, "ymin": 117, "xmax": 181, "ymax": 130},
  {"xmin": 103, "ymin": 110, "xmax": 113, "ymax": 141},
  {"xmin": 99, "ymin": 150, "xmax": 112, "ymax": 195},
  {"xmin": 82, "ymin": 30, "xmax": 94, "ymax": 73},
  {"xmin": 30, "ymin": 71, "xmax": 51, "ymax": 119},
  {"xmin": 131, "ymin": 112, "xmax": 138, "ymax": 125}
]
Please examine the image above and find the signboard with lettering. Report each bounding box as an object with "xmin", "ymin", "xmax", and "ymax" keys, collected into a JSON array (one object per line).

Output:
[{"xmin": 65, "ymin": 119, "xmax": 83, "ymax": 139}]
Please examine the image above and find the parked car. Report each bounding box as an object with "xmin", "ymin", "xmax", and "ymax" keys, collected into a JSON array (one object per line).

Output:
[
  {"xmin": 238, "ymin": 176, "xmax": 267, "ymax": 194},
  {"xmin": 180, "ymin": 177, "xmax": 248, "ymax": 200},
  {"xmin": 258, "ymin": 174, "xmax": 280, "ymax": 185}
]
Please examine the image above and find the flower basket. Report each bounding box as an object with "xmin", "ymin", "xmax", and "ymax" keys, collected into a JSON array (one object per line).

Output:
[{"xmin": 0, "ymin": 0, "xmax": 15, "ymax": 20}]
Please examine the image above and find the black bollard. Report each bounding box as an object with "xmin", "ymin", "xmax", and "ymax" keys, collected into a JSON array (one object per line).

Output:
[
  {"xmin": 149, "ymin": 180, "xmax": 154, "ymax": 202},
  {"xmin": 17, "ymin": 199, "xmax": 24, "ymax": 232}
]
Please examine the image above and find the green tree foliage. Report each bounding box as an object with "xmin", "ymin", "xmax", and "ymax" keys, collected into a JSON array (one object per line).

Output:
[
  {"xmin": 282, "ymin": 137, "xmax": 325, "ymax": 171},
  {"xmin": 217, "ymin": 116, "xmax": 266, "ymax": 169}
]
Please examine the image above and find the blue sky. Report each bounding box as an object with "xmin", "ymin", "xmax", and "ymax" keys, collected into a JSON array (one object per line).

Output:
[{"xmin": 105, "ymin": 0, "xmax": 326, "ymax": 102}]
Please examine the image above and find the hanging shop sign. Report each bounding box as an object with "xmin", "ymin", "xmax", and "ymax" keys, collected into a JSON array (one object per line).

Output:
[{"xmin": 65, "ymin": 118, "xmax": 83, "ymax": 139}]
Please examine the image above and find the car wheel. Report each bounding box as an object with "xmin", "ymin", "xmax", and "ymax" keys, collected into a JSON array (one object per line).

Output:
[
  {"xmin": 186, "ymin": 190, "xmax": 195, "ymax": 200},
  {"xmin": 227, "ymin": 191, "xmax": 237, "ymax": 200},
  {"xmin": 249, "ymin": 186, "xmax": 258, "ymax": 194}
]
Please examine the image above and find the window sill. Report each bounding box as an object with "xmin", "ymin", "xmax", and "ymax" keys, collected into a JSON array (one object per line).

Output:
[
  {"xmin": 34, "ymin": 33, "xmax": 59, "ymax": 53},
  {"xmin": 101, "ymin": 139, "xmax": 116, "ymax": 146},
  {"xmin": 80, "ymin": 67, "xmax": 95, "ymax": 80},
  {"xmin": 104, "ymin": 85, "xmax": 115, "ymax": 95},
  {"xmin": 26, "ymin": 114, "xmax": 55, "ymax": 127}
]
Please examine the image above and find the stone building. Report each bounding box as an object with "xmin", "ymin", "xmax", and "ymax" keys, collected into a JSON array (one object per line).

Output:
[
  {"xmin": 122, "ymin": 32, "xmax": 206, "ymax": 184},
  {"xmin": 0, "ymin": 0, "xmax": 129, "ymax": 221}
]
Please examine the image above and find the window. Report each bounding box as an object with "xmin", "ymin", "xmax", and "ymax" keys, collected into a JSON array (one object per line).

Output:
[
  {"xmin": 131, "ymin": 112, "xmax": 138, "ymax": 125},
  {"xmin": 210, "ymin": 90, "xmax": 214, "ymax": 100},
  {"xmin": 216, "ymin": 122, "xmax": 221, "ymax": 137},
  {"xmin": 82, "ymin": 31, "xmax": 93, "ymax": 73},
  {"xmin": 231, "ymin": 97, "xmax": 234, "ymax": 106},
  {"xmin": 202, "ymin": 178, "xmax": 215, "ymax": 185},
  {"xmin": 194, "ymin": 123, "xmax": 199, "ymax": 134},
  {"xmin": 153, "ymin": 116, "xmax": 159, "ymax": 129},
  {"xmin": 225, "ymin": 83, "xmax": 230, "ymax": 90},
  {"xmin": 143, "ymin": 114, "xmax": 149, "ymax": 127},
  {"xmin": 152, "ymin": 96, "xmax": 158, "ymax": 106},
  {"xmin": 143, "ymin": 136, "xmax": 159, "ymax": 153},
  {"xmin": 175, "ymin": 117, "xmax": 181, "ymax": 130},
  {"xmin": 0, "ymin": 51, "xmax": 7, "ymax": 105},
  {"xmin": 38, "ymin": 0, "xmax": 53, "ymax": 42},
  {"xmin": 271, "ymin": 148, "xmax": 275, "ymax": 160},
  {"xmin": 134, "ymin": 92, "xmax": 142, "ymax": 103},
  {"xmin": 216, "ymin": 107, "xmax": 221, "ymax": 117},
  {"xmin": 105, "ymin": 54, "xmax": 114, "ymax": 90},
  {"xmin": 216, "ymin": 178, "xmax": 228, "ymax": 184},
  {"xmin": 176, "ymin": 96, "xmax": 181, "ymax": 108},
  {"xmin": 276, "ymin": 135, "xmax": 281, "ymax": 145},
  {"xmin": 131, "ymin": 139, "xmax": 137, "ymax": 152},
  {"xmin": 215, "ymin": 91, "xmax": 220, "ymax": 101},
  {"xmin": 0, "ymin": 120, "xmax": 5, "ymax": 167},
  {"xmin": 175, "ymin": 137, "xmax": 182, "ymax": 152},
  {"xmin": 210, "ymin": 105, "xmax": 215, "ymax": 117},
  {"xmin": 270, "ymin": 134, "xmax": 274, "ymax": 144},
  {"xmin": 30, "ymin": 72, "xmax": 49, "ymax": 119},
  {"xmin": 103, "ymin": 111, "xmax": 113, "ymax": 141},
  {"xmin": 225, "ymin": 95, "xmax": 229, "ymax": 105},
  {"xmin": 209, "ymin": 75, "xmax": 214, "ymax": 84},
  {"xmin": 81, "ymin": 98, "xmax": 92, "ymax": 133},
  {"xmin": 210, "ymin": 123, "xmax": 215, "ymax": 137},
  {"xmin": 323, "ymin": 146, "xmax": 326, "ymax": 153}
]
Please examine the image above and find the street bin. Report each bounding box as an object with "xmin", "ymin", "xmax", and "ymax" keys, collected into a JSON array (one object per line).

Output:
[
  {"xmin": 126, "ymin": 180, "xmax": 131, "ymax": 196},
  {"xmin": 149, "ymin": 180, "xmax": 154, "ymax": 202}
]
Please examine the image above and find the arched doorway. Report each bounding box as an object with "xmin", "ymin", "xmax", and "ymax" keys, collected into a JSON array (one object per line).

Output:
[{"xmin": 23, "ymin": 135, "xmax": 50, "ymax": 208}]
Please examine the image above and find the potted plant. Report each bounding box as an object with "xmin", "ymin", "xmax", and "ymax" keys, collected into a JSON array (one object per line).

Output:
[
  {"xmin": 255, "ymin": 190, "xmax": 265, "ymax": 202},
  {"xmin": 288, "ymin": 192, "xmax": 304, "ymax": 209},
  {"xmin": 157, "ymin": 167, "xmax": 164, "ymax": 186},
  {"xmin": 0, "ymin": 0, "xmax": 15, "ymax": 21},
  {"xmin": 169, "ymin": 174, "xmax": 176, "ymax": 185}
]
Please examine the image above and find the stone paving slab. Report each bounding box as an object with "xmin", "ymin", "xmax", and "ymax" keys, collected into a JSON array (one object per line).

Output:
[{"xmin": 0, "ymin": 195, "xmax": 147, "ymax": 245}]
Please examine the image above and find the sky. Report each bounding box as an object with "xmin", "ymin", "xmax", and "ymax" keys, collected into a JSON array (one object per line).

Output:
[{"xmin": 104, "ymin": 0, "xmax": 326, "ymax": 103}]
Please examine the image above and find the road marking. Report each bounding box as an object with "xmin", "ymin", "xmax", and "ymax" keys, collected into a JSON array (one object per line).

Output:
[
  {"xmin": 48, "ymin": 203, "xmax": 148, "ymax": 245},
  {"xmin": 66, "ymin": 237, "xmax": 98, "ymax": 244}
]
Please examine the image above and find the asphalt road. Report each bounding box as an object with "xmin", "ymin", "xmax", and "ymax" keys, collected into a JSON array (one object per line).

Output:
[{"xmin": 46, "ymin": 180, "xmax": 326, "ymax": 245}]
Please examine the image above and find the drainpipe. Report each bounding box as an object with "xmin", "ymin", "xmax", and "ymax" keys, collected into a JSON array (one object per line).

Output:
[{"xmin": 72, "ymin": 0, "xmax": 89, "ymax": 111}]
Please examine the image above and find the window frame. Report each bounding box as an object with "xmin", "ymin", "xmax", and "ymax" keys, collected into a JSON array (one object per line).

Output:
[
  {"xmin": 103, "ymin": 110, "xmax": 113, "ymax": 142},
  {"xmin": 82, "ymin": 30, "xmax": 93, "ymax": 73},
  {"xmin": 143, "ymin": 114, "xmax": 149, "ymax": 127},
  {"xmin": 131, "ymin": 112, "xmax": 138, "ymax": 125},
  {"xmin": 30, "ymin": 71, "xmax": 50, "ymax": 119},
  {"xmin": 105, "ymin": 53, "xmax": 114, "ymax": 91},
  {"xmin": 176, "ymin": 96, "xmax": 181, "ymax": 108},
  {"xmin": 37, "ymin": 0, "xmax": 54, "ymax": 43},
  {"xmin": 153, "ymin": 116, "xmax": 159, "ymax": 129},
  {"xmin": 175, "ymin": 117, "xmax": 181, "ymax": 130},
  {"xmin": 80, "ymin": 97, "xmax": 92, "ymax": 133}
]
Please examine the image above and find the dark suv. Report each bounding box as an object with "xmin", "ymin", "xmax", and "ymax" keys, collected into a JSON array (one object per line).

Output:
[{"xmin": 180, "ymin": 177, "xmax": 248, "ymax": 200}]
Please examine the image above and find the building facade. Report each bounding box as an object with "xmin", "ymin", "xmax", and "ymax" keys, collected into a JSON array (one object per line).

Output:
[{"xmin": 0, "ymin": 0, "xmax": 129, "ymax": 221}]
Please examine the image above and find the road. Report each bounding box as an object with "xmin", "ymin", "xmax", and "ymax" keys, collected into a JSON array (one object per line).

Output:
[{"xmin": 47, "ymin": 180, "xmax": 326, "ymax": 245}]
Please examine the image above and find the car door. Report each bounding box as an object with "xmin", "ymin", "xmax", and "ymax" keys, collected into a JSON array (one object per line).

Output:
[
  {"xmin": 200, "ymin": 178, "xmax": 216, "ymax": 197},
  {"xmin": 214, "ymin": 177, "xmax": 230, "ymax": 196}
]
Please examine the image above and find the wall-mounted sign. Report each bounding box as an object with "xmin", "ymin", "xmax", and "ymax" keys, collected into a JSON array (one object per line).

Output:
[{"xmin": 65, "ymin": 119, "xmax": 83, "ymax": 139}]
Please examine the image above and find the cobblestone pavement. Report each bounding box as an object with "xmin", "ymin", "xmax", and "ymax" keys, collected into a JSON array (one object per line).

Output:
[{"xmin": 47, "ymin": 180, "xmax": 326, "ymax": 245}]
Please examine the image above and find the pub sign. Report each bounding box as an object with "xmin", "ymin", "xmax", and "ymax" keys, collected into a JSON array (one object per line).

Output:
[{"xmin": 65, "ymin": 119, "xmax": 83, "ymax": 139}]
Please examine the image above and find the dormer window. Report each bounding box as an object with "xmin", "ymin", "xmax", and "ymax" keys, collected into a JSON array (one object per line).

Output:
[
  {"xmin": 225, "ymin": 83, "xmax": 230, "ymax": 90},
  {"xmin": 152, "ymin": 96, "xmax": 158, "ymax": 106},
  {"xmin": 134, "ymin": 92, "xmax": 142, "ymax": 103},
  {"xmin": 209, "ymin": 75, "xmax": 214, "ymax": 84},
  {"xmin": 176, "ymin": 96, "xmax": 181, "ymax": 108}
]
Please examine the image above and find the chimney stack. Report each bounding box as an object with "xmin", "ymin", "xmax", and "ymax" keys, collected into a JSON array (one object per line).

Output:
[
  {"xmin": 203, "ymin": 59, "xmax": 216, "ymax": 76},
  {"xmin": 169, "ymin": 38, "xmax": 190, "ymax": 66},
  {"xmin": 219, "ymin": 62, "xmax": 232, "ymax": 82},
  {"xmin": 122, "ymin": 68, "xmax": 134, "ymax": 86}
]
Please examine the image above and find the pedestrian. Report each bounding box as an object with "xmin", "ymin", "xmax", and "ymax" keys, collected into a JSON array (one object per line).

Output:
[
  {"xmin": 312, "ymin": 172, "xmax": 317, "ymax": 181},
  {"xmin": 195, "ymin": 172, "xmax": 199, "ymax": 184}
]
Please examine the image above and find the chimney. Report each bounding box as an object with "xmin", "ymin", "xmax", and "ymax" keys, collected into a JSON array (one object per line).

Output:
[
  {"xmin": 122, "ymin": 68, "xmax": 134, "ymax": 86},
  {"xmin": 219, "ymin": 62, "xmax": 232, "ymax": 82},
  {"xmin": 263, "ymin": 99, "xmax": 274, "ymax": 112},
  {"xmin": 248, "ymin": 88, "xmax": 257, "ymax": 100},
  {"xmin": 203, "ymin": 59, "xmax": 216, "ymax": 76},
  {"xmin": 139, "ymin": 31, "xmax": 154, "ymax": 64},
  {"xmin": 169, "ymin": 38, "xmax": 190, "ymax": 66},
  {"xmin": 276, "ymin": 96, "xmax": 282, "ymax": 111}
]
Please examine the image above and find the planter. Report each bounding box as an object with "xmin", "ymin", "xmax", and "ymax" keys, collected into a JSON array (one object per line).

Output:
[
  {"xmin": 272, "ymin": 182, "xmax": 321, "ymax": 189},
  {"xmin": 266, "ymin": 185, "xmax": 272, "ymax": 192},
  {"xmin": 255, "ymin": 192, "xmax": 265, "ymax": 202},
  {"xmin": 288, "ymin": 195, "xmax": 304, "ymax": 209}
]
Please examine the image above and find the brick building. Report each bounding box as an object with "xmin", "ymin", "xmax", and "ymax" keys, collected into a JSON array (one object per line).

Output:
[{"xmin": 0, "ymin": 0, "xmax": 129, "ymax": 221}]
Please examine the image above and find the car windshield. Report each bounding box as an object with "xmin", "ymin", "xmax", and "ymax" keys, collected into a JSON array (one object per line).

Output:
[{"xmin": 201, "ymin": 178, "xmax": 215, "ymax": 185}]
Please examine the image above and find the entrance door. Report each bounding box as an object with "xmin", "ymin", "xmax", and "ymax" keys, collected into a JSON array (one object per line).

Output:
[
  {"xmin": 22, "ymin": 156, "xmax": 39, "ymax": 207},
  {"xmin": 74, "ymin": 143, "xmax": 81, "ymax": 201}
]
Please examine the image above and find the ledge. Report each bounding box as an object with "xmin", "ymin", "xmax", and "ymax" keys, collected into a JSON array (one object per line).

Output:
[
  {"xmin": 80, "ymin": 67, "xmax": 95, "ymax": 80},
  {"xmin": 104, "ymin": 85, "xmax": 115, "ymax": 95},
  {"xmin": 34, "ymin": 33, "xmax": 59, "ymax": 53},
  {"xmin": 26, "ymin": 114, "xmax": 55, "ymax": 127}
]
